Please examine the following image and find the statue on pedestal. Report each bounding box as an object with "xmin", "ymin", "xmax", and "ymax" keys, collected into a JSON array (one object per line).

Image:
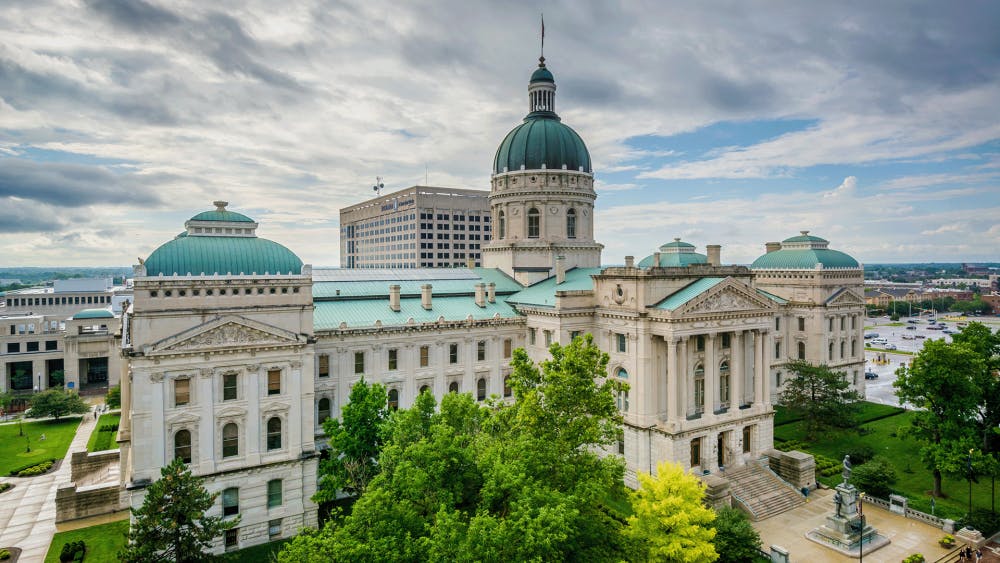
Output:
[{"xmin": 842, "ymin": 454, "xmax": 852, "ymax": 486}]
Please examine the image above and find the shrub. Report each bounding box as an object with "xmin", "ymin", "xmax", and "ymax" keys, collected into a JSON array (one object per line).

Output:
[
  {"xmin": 850, "ymin": 456, "xmax": 896, "ymax": 498},
  {"xmin": 902, "ymin": 554, "xmax": 924, "ymax": 563},
  {"xmin": 0, "ymin": 482, "xmax": 11, "ymax": 493},
  {"xmin": 59, "ymin": 540, "xmax": 86, "ymax": 562},
  {"xmin": 844, "ymin": 445, "xmax": 875, "ymax": 465},
  {"xmin": 17, "ymin": 460, "xmax": 54, "ymax": 477},
  {"xmin": 960, "ymin": 509, "xmax": 1000, "ymax": 536},
  {"xmin": 99, "ymin": 423, "xmax": 120, "ymax": 432},
  {"xmin": 939, "ymin": 534, "xmax": 955, "ymax": 547},
  {"xmin": 0, "ymin": 548, "xmax": 10, "ymax": 560}
]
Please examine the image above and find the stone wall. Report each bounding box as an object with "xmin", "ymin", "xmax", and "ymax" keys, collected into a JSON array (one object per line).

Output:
[
  {"xmin": 765, "ymin": 449, "xmax": 816, "ymax": 491},
  {"xmin": 70, "ymin": 449, "xmax": 120, "ymax": 484},
  {"xmin": 56, "ymin": 482, "xmax": 124, "ymax": 522},
  {"xmin": 699, "ymin": 473, "xmax": 732, "ymax": 510}
]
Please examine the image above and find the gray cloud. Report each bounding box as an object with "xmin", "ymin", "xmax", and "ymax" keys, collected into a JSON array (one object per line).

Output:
[{"xmin": 0, "ymin": 159, "xmax": 164, "ymax": 207}]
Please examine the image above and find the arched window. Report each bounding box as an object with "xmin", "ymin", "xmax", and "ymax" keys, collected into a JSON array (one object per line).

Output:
[
  {"xmin": 719, "ymin": 361, "xmax": 730, "ymax": 406},
  {"xmin": 694, "ymin": 364, "xmax": 705, "ymax": 413},
  {"xmin": 174, "ymin": 429, "xmax": 191, "ymax": 463},
  {"xmin": 449, "ymin": 381, "xmax": 459, "ymax": 393},
  {"xmin": 388, "ymin": 388, "xmax": 399, "ymax": 411},
  {"xmin": 527, "ymin": 208, "xmax": 540, "ymax": 238},
  {"xmin": 266, "ymin": 417, "xmax": 282, "ymax": 451},
  {"xmin": 222, "ymin": 423, "xmax": 239, "ymax": 458},
  {"xmin": 318, "ymin": 398, "xmax": 331, "ymax": 424},
  {"xmin": 498, "ymin": 210, "xmax": 506, "ymax": 239},
  {"xmin": 851, "ymin": 339, "xmax": 857, "ymax": 356},
  {"xmin": 503, "ymin": 376, "xmax": 512, "ymax": 398},
  {"xmin": 828, "ymin": 342, "xmax": 834, "ymax": 360},
  {"xmin": 566, "ymin": 208, "xmax": 577, "ymax": 238},
  {"xmin": 840, "ymin": 341, "xmax": 845, "ymax": 359},
  {"xmin": 798, "ymin": 341, "xmax": 806, "ymax": 360},
  {"xmin": 477, "ymin": 378, "xmax": 487, "ymax": 401},
  {"xmin": 616, "ymin": 367, "xmax": 628, "ymax": 379},
  {"xmin": 419, "ymin": 384, "xmax": 430, "ymax": 395}
]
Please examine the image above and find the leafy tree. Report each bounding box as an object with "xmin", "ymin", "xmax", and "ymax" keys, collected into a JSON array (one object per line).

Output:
[
  {"xmin": 894, "ymin": 339, "xmax": 984, "ymax": 497},
  {"xmin": 119, "ymin": 457, "xmax": 238, "ymax": 562},
  {"xmin": 713, "ymin": 507, "xmax": 761, "ymax": 563},
  {"xmin": 313, "ymin": 378, "xmax": 389, "ymax": 503},
  {"xmin": 49, "ymin": 370, "xmax": 65, "ymax": 387},
  {"xmin": 778, "ymin": 361, "xmax": 862, "ymax": 440},
  {"xmin": 851, "ymin": 456, "xmax": 898, "ymax": 499},
  {"xmin": 11, "ymin": 368, "xmax": 31, "ymax": 390},
  {"xmin": 0, "ymin": 391, "xmax": 12, "ymax": 414},
  {"xmin": 106, "ymin": 384, "xmax": 122, "ymax": 409},
  {"xmin": 625, "ymin": 461, "xmax": 718, "ymax": 563},
  {"xmin": 28, "ymin": 389, "xmax": 89, "ymax": 420}
]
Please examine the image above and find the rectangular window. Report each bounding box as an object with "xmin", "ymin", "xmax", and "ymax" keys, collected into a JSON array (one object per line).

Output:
[
  {"xmin": 851, "ymin": 316, "xmax": 857, "ymax": 330},
  {"xmin": 798, "ymin": 317, "xmax": 805, "ymax": 331},
  {"xmin": 570, "ymin": 330, "xmax": 581, "ymax": 341},
  {"xmin": 267, "ymin": 370, "xmax": 281, "ymax": 395},
  {"xmin": 775, "ymin": 317, "xmax": 780, "ymax": 331},
  {"xmin": 318, "ymin": 354, "xmax": 330, "ymax": 378},
  {"xmin": 528, "ymin": 328, "xmax": 536, "ymax": 345},
  {"xmin": 449, "ymin": 343, "xmax": 458, "ymax": 364},
  {"xmin": 617, "ymin": 333, "xmax": 626, "ymax": 353},
  {"xmin": 222, "ymin": 488, "xmax": 239, "ymax": 516},
  {"xmin": 388, "ymin": 348, "xmax": 398, "ymax": 370},
  {"xmin": 267, "ymin": 479, "xmax": 283, "ymax": 508},
  {"xmin": 354, "ymin": 352, "xmax": 365, "ymax": 374},
  {"xmin": 174, "ymin": 378, "xmax": 190, "ymax": 406},
  {"xmin": 829, "ymin": 318, "xmax": 834, "ymax": 331},
  {"xmin": 503, "ymin": 339, "xmax": 512, "ymax": 358},
  {"xmin": 223, "ymin": 373, "xmax": 238, "ymax": 401},
  {"xmin": 544, "ymin": 330, "xmax": 552, "ymax": 346},
  {"xmin": 743, "ymin": 426, "xmax": 752, "ymax": 453},
  {"xmin": 225, "ymin": 528, "xmax": 238, "ymax": 550},
  {"xmin": 840, "ymin": 317, "xmax": 846, "ymax": 331},
  {"xmin": 7, "ymin": 342, "xmax": 19, "ymax": 353},
  {"xmin": 775, "ymin": 342, "xmax": 781, "ymax": 359},
  {"xmin": 268, "ymin": 519, "xmax": 282, "ymax": 540},
  {"xmin": 477, "ymin": 341, "xmax": 486, "ymax": 362},
  {"xmin": 26, "ymin": 341, "xmax": 39, "ymax": 352},
  {"xmin": 45, "ymin": 340, "xmax": 57, "ymax": 351},
  {"xmin": 420, "ymin": 346, "xmax": 430, "ymax": 367},
  {"xmin": 721, "ymin": 333, "xmax": 731, "ymax": 349},
  {"xmin": 690, "ymin": 438, "xmax": 702, "ymax": 468}
]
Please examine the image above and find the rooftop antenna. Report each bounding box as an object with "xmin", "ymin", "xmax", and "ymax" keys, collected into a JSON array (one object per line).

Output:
[
  {"xmin": 372, "ymin": 176, "xmax": 384, "ymax": 196},
  {"xmin": 539, "ymin": 13, "xmax": 545, "ymax": 65}
]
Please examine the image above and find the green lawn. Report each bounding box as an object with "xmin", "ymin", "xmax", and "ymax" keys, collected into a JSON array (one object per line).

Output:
[
  {"xmin": 0, "ymin": 417, "xmax": 81, "ymax": 475},
  {"xmin": 774, "ymin": 401, "xmax": 903, "ymax": 428},
  {"xmin": 218, "ymin": 538, "xmax": 292, "ymax": 562},
  {"xmin": 87, "ymin": 413, "xmax": 121, "ymax": 452},
  {"xmin": 774, "ymin": 406, "xmax": 998, "ymax": 521},
  {"xmin": 44, "ymin": 519, "xmax": 129, "ymax": 563},
  {"xmin": 865, "ymin": 347, "xmax": 915, "ymax": 355}
]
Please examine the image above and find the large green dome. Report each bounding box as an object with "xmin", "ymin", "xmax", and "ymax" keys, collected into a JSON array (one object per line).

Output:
[
  {"xmin": 145, "ymin": 236, "xmax": 303, "ymax": 276},
  {"xmin": 750, "ymin": 231, "xmax": 859, "ymax": 270},
  {"xmin": 494, "ymin": 115, "xmax": 591, "ymax": 174}
]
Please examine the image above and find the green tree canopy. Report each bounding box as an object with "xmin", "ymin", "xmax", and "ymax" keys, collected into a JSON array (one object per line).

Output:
[
  {"xmin": 712, "ymin": 507, "xmax": 761, "ymax": 563},
  {"xmin": 106, "ymin": 384, "xmax": 121, "ymax": 409},
  {"xmin": 28, "ymin": 389, "xmax": 89, "ymax": 420},
  {"xmin": 778, "ymin": 361, "xmax": 862, "ymax": 440},
  {"xmin": 119, "ymin": 457, "xmax": 238, "ymax": 562}
]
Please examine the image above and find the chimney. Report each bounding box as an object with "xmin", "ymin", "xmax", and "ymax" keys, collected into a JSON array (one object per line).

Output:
[
  {"xmin": 765, "ymin": 242, "xmax": 782, "ymax": 253},
  {"xmin": 487, "ymin": 282, "xmax": 496, "ymax": 303},
  {"xmin": 706, "ymin": 245, "xmax": 721, "ymax": 266},
  {"xmin": 653, "ymin": 252, "xmax": 661, "ymax": 267},
  {"xmin": 475, "ymin": 283, "xmax": 486, "ymax": 308},
  {"xmin": 421, "ymin": 284, "xmax": 433, "ymax": 310},
  {"xmin": 389, "ymin": 284, "xmax": 400, "ymax": 312},
  {"xmin": 625, "ymin": 255, "xmax": 635, "ymax": 268},
  {"xmin": 556, "ymin": 256, "xmax": 566, "ymax": 284}
]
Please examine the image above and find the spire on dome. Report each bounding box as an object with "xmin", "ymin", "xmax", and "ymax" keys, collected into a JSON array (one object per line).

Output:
[{"xmin": 528, "ymin": 21, "xmax": 556, "ymax": 114}]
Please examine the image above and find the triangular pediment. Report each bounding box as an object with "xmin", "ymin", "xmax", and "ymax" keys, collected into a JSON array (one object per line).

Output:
[
  {"xmin": 676, "ymin": 279, "xmax": 775, "ymax": 316},
  {"xmin": 826, "ymin": 288, "xmax": 865, "ymax": 306},
  {"xmin": 148, "ymin": 315, "xmax": 303, "ymax": 356}
]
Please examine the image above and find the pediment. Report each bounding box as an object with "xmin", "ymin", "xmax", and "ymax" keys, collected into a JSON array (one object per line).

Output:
[
  {"xmin": 148, "ymin": 315, "xmax": 303, "ymax": 356},
  {"xmin": 165, "ymin": 411, "xmax": 201, "ymax": 426},
  {"xmin": 826, "ymin": 288, "xmax": 865, "ymax": 306},
  {"xmin": 677, "ymin": 280, "xmax": 774, "ymax": 316}
]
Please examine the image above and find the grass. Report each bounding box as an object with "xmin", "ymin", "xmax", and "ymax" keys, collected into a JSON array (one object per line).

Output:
[
  {"xmin": 774, "ymin": 405, "xmax": 999, "ymax": 521},
  {"xmin": 218, "ymin": 538, "xmax": 292, "ymax": 562},
  {"xmin": 0, "ymin": 417, "xmax": 81, "ymax": 475},
  {"xmin": 774, "ymin": 402, "xmax": 903, "ymax": 428},
  {"xmin": 865, "ymin": 347, "xmax": 916, "ymax": 355},
  {"xmin": 87, "ymin": 413, "xmax": 121, "ymax": 452},
  {"xmin": 44, "ymin": 519, "xmax": 129, "ymax": 563}
]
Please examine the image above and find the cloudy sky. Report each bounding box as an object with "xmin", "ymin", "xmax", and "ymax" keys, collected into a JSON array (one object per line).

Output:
[{"xmin": 2, "ymin": 0, "xmax": 999, "ymax": 267}]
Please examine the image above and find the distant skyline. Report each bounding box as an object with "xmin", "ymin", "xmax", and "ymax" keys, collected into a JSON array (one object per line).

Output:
[{"xmin": 2, "ymin": 1, "xmax": 999, "ymax": 267}]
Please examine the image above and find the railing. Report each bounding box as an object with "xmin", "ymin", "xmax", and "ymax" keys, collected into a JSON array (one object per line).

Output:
[
  {"xmin": 860, "ymin": 494, "xmax": 947, "ymax": 528},
  {"xmin": 730, "ymin": 490, "xmax": 759, "ymax": 520}
]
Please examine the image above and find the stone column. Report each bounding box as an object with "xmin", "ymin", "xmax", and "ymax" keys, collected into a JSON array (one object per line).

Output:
[
  {"xmin": 664, "ymin": 336, "xmax": 676, "ymax": 422},
  {"xmin": 762, "ymin": 329, "xmax": 773, "ymax": 407},
  {"xmin": 705, "ymin": 333, "xmax": 717, "ymax": 414},
  {"xmin": 753, "ymin": 330, "xmax": 764, "ymax": 406},
  {"xmin": 680, "ymin": 336, "xmax": 690, "ymax": 418},
  {"xmin": 732, "ymin": 331, "xmax": 744, "ymax": 408}
]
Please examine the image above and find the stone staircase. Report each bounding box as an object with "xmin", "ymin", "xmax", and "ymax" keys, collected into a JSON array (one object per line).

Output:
[{"xmin": 724, "ymin": 460, "xmax": 805, "ymax": 521}]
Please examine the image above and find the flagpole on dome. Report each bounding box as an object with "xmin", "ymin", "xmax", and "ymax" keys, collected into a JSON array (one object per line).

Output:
[{"xmin": 539, "ymin": 13, "xmax": 545, "ymax": 65}]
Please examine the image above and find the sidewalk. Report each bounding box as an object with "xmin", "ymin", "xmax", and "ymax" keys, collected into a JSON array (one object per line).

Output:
[{"xmin": 0, "ymin": 408, "xmax": 99, "ymax": 561}]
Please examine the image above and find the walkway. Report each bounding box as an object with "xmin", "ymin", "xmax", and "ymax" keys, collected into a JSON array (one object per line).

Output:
[{"xmin": 0, "ymin": 410, "xmax": 99, "ymax": 562}]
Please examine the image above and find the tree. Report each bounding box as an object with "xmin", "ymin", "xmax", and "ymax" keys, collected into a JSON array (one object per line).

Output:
[
  {"xmin": 49, "ymin": 370, "xmax": 65, "ymax": 387},
  {"xmin": 313, "ymin": 378, "xmax": 389, "ymax": 503},
  {"xmin": 713, "ymin": 507, "xmax": 761, "ymax": 563},
  {"xmin": 894, "ymin": 339, "xmax": 984, "ymax": 497},
  {"xmin": 851, "ymin": 456, "xmax": 898, "ymax": 499},
  {"xmin": 625, "ymin": 461, "xmax": 718, "ymax": 563},
  {"xmin": 119, "ymin": 457, "xmax": 238, "ymax": 562},
  {"xmin": 0, "ymin": 391, "xmax": 12, "ymax": 415},
  {"xmin": 106, "ymin": 384, "xmax": 122, "ymax": 409},
  {"xmin": 778, "ymin": 361, "xmax": 862, "ymax": 440},
  {"xmin": 28, "ymin": 389, "xmax": 89, "ymax": 420}
]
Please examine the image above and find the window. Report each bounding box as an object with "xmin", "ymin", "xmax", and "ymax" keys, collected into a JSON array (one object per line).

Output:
[
  {"xmin": 420, "ymin": 345, "xmax": 429, "ymax": 367},
  {"xmin": 449, "ymin": 343, "xmax": 458, "ymax": 364},
  {"xmin": 267, "ymin": 479, "xmax": 283, "ymax": 508},
  {"xmin": 318, "ymin": 398, "xmax": 331, "ymax": 424},
  {"xmin": 616, "ymin": 367, "xmax": 628, "ymax": 379},
  {"xmin": 388, "ymin": 388, "xmax": 399, "ymax": 410},
  {"xmin": 798, "ymin": 341, "xmax": 806, "ymax": 360},
  {"xmin": 570, "ymin": 330, "xmax": 581, "ymax": 341},
  {"xmin": 719, "ymin": 361, "xmax": 730, "ymax": 406},
  {"xmin": 798, "ymin": 317, "xmax": 805, "ymax": 331},
  {"xmin": 222, "ymin": 487, "xmax": 239, "ymax": 516},
  {"xmin": 449, "ymin": 381, "xmax": 459, "ymax": 393},
  {"xmin": 776, "ymin": 371, "xmax": 783, "ymax": 387},
  {"xmin": 775, "ymin": 341, "xmax": 781, "ymax": 359},
  {"xmin": 318, "ymin": 354, "xmax": 330, "ymax": 378},
  {"xmin": 696, "ymin": 336, "xmax": 705, "ymax": 352},
  {"xmin": 267, "ymin": 370, "xmax": 281, "ymax": 395},
  {"xmin": 477, "ymin": 340, "xmax": 486, "ymax": 361},
  {"xmin": 388, "ymin": 349, "xmax": 398, "ymax": 370},
  {"xmin": 174, "ymin": 429, "xmax": 192, "ymax": 463},
  {"xmin": 267, "ymin": 417, "xmax": 282, "ymax": 450},
  {"xmin": 503, "ymin": 376, "xmax": 512, "ymax": 398},
  {"xmin": 222, "ymin": 423, "xmax": 239, "ymax": 457},
  {"xmin": 27, "ymin": 341, "xmax": 38, "ymax": 352},
  {"xmin": 354, "ymin": 352, "xmax": 365, "ymax": 374},
  {"xmin": 694, "ymin": 365, "xmax": 705, "ymax": 413},
  {"xmin": 617, "ymin": 333, "xmax": 626, "ymax": 353},
  {"xmin": 853, "ymin": 370, "xmax": 858, "ymax": 385},
  {"xmin": 851, "ymin": 339, "xmax": 857, "ymax": 356},
  {"xmin": 743, "ymin": 426, "xmax": 752, "ymax": 453},
  {"xmin": 840, "ymin": 317, "xmax": 846, "ymax": 331},
  {"xmin": 6, "ymin": 342, "xmax": 19, "ymax": 353},
  {"xmin": 223, "ymin": 373, "xmax": 238, "ymax": 401},
  {"xmin": 174, "ymin": 378, "xmax": 190, "ymax": 406},
  {"xmin": 527, "ymin": 208, "xmax": 540, "ymax": 238},
  {"xmin": 269, "ymin": 519, "xmax": 282, "ymax": 539},
  {"xmin": 503, "ymin": 339, "xmax": 512, "ymax": 359},
  {"xmin": 721, "ymin": 333, "xmax": 731, "ymax": 349},
  {"xmin": 477, "ymin": 378, "xmax": 487, "ymax": 401},
  {"xmin": 851, "ymin": 316, "xmax": 857, "ymax": 329},
  {"xmin": 691, "ymin": 437, "xmax": 702, "ymax": 468},
  {"xmin": 498, "ymin": 210, "xmax": 506, "ymax": 239},
  {"xmin": 225, "ymin": 528, "xmax": 238, "ymax": 550},
  {"xmin": 840, "ymin": 341, "xmax": 845, "ymax": 359},
  {"xmin": 616, "ymin": 389, "xmax": 629, "ymax": 412},
  {"xmin": 775, "ymin": 317, "xmax": 780, "ymax": 331},
  {"xmin": 544, "ymin": 330, "xmax": 552, "ymax": 346},
  {"xmin": 566, "ymin": 208, "xmax": 576, "ymax": 238},
  {"xmin": 829, "ymin": 318, "xmax": 834, "ymax": 331},
  {"xmin": 828, "ymin": 342, "xmax": 834, "ymax": 360},
  {"xmin": 528, "ymin": 328, "xmax": 536, "ymax": 345}
]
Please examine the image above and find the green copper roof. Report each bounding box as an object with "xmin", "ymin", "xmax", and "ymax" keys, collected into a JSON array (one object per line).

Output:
[
  {"xmin": 312, "ymin": 268, "xmax": 522, "ymax": 299},
  {"xmin": 750, "ymin": 249, "xmax": 859, "ymax": 270},
  {"xmin": 72, "ymin": 308, "xmax": 114, "ymax": 320},
  {"xmin": 494, "ymin": 115, "xmax": 591, "ymax": 174},
  {"xmin": 783, "ymin": 233, "xmax": 828, "ymax": 244},
  {"xmin": 638, "ymin": 252, "xmax": 708, "ymax": 268},
  {"xmin": 654, "ymin": 278, "xmax": 725, "ymax": 311},
  {"xmin": 506, "ymin": 268, "xmax": 602, "ymax": 307},
  {"xmin": 189, "ymin": 209, "xmax": 255, "ymax": 223},
  {"xmin": 530, "ymin": 65, "xmax": 554, "ymax": 83},
  {"xmin": 661, "ymin": 240, "xmax": 696, "ymax": 250},
  {"xmin": 314, "ymin": 296, "xmax": 519, "ymax": 330},
  {"xmin": 756, "ymin": 288, "xmax": 788, "ymax": 305},
  {"xmin": 145, "ymin": 236, "xmax": 303, "ymax": 276}
]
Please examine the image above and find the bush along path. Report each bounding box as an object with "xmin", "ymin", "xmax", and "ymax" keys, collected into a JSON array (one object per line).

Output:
[{"xmin": 0, "ymin": 407, "xmax": 99, "ymax": 562}]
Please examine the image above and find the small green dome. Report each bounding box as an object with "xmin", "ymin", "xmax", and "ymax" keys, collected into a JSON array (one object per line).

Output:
[
  {"xmin": 189, "ymin": 209, "xmax": 254, "ymax": 223},
  {"xmin": 638, "ymin": 252, "xmax": 707, "ymax": 268},
  {"xmin": 530, "ymin": 65, "xmax": 554, "ymax": 83},
  {"xmin": 494, "ymin": 115, "xmax": 591, "ymax": 174},
  {"xmin": 73, "ymin": 308, "xmax": 114, "ymax": 320},
  {"xmin": 751, "ymin": 232, "xmax": 858, "ymax": 269},
  {"xmin": 145, "ymin": 236, "xmax": 303, "ymax": 276},
  {"xmin": 659, "ymin": 240, "xmax": 696, "ymax": 250}
]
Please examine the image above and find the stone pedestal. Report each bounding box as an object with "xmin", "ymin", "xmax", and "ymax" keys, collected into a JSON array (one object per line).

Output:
[
  {"xmin": 806, "ymin": 484, "xmax": 890, "ymax": 557},
  {"xmin": 955, "ymin": 527, "xmax": 986, "ymax": 550}
]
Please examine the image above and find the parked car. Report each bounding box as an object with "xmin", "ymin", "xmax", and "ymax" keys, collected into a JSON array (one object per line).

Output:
[
  {"xmin": 885, "ymin": 344, "xmax": 897, "ymax": 350},
  {"xmin": 865, "ymin": 372, "xmax": 879, "ymax": 380},
  {"xmin": 871, "ymin": 338, "xmax": 888, "ymax": 346},
  {"xmin": 864, "ymin": 333, "xmax": 879, "ymax": 339},
  {"xmin": 906, "ymin": 325, "xmax": 917, "ymax": 330},
  {"xmin": 907, "ymin": 319, "xmax": 919, "ymax": 324},
  {"xmin": 942, "ymin": 329, "xmax": 955, "ymax": 334}
]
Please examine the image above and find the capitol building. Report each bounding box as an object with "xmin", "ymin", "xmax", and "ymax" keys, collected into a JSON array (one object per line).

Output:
[{"xmin": 119, "ymin": 56, "xmax": 866, "ymax": 552}]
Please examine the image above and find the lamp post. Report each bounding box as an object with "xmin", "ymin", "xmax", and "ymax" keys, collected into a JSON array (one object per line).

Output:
[
  {"xmin": 858, "ymin": 492, "xmax": 866, "ymax": 563},
  {"xmin": 968, "ymin": 449, "xmax": 975, "ymax": 518}
]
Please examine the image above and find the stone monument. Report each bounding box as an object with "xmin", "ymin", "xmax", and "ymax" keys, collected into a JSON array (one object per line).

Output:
[{"xmin": 806, "ymin": 455, "xmax": 891, "ymax": 556}]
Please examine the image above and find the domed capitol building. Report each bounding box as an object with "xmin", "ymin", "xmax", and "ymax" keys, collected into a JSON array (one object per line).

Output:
[{"xmin": 119, "ymin": 57, "xmax": 866, "ymax": 552}]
